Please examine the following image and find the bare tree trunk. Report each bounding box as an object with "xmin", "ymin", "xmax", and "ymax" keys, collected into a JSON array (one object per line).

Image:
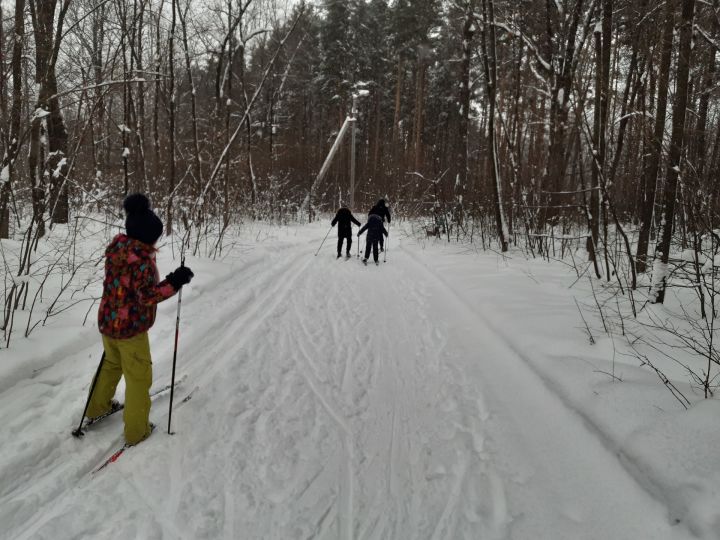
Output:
[
  {"xmin": 178, "ymin": 0, "xmax": 203, "ymax": 194},
  {"xmin": 223, "ymin": 4, "xmax": 233, "ymax": 228},
  {"xmin": 120, "ymin": 0, "xmax": 130, "ymax": 195},
  {"xmin": 134, "ymin": 0, "xmax": 148, "ymax": 192},
  {"xmin": 455, "ymin": 2, "xmax": 475, "ymax": 221},
  {"xmin": 28, "ymin": 0, "xmax": 52, "ymax": 237},
  {"xmin": 371, "ymin": 90, "xmax": 381, "ymax": 182},
  {"xmin": 607, "ymin": 11, "xmax": 647, "ymax": 189},
  {"xmin": 542, "ymin": 0, "xmax": 590, "ymax": 225},
  {"xmin": 153, "ymin": 0, "xmax": 165, "ymax": 192},
  {"xmin": 92, "ymin": 5, "xmax": 106, "ymax": 174},
  {"xmin": 167, "ymin": 0, "xmax": 177, "ymax": 234},
  {"xmin": 591, "ymin": 22, "xmax": 602, "ymax": 247},
  {"xmin": 590, "ymin": 0, "xmax": 612, "ymax": 268},
  {"xmin": 412, "ymin": 57, "xmax": 426, "ymax": 172},
  {"xmin": 392, "ymin": 57, "xmax": 404, "ymax": 173},
  {"xmin": 29, "ymin": 0, "xmax": 72, "ymax": 228},
  {"xmin": 238, "ymin": 38, "xmax": 258, "ymax": 218},
  {"xmin": 0, "ymin": 0, "xmax": 25, "ymax": 239},
  {"xmin": 481, "ymin": 0, "xmax": 508, "ymax": 251},
  {"xmin": 636, "ymin": 0, "xmax": 675, "ymax": 273},
  {"xmin": 651, "ymin": 0, "xmax": 696, "ymax": 303},
  {"xmin": 693, "ymin": 45, "xmax": 715, "ymax": 181},
  {"xmin": 598, "ymin": 0, "xmax": 612, "ymax": 232},
  {"xmin": 0, "ymin": 5, "xmax": 5, "ymax": 130}
]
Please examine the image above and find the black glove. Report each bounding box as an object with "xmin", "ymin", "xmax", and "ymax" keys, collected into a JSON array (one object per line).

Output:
[{"xmin": 166, "ymin": 266, "xmax": 194, "ymax": 290}]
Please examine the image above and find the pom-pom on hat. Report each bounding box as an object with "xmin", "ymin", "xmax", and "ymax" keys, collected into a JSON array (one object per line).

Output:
[{"xmin": 123, "ymin": 193, "xmax": 163, "ymax": 246}]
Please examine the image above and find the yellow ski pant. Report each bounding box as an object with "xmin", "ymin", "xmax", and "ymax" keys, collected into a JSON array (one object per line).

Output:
[{"xmin": 86, "ymin": 332, "xmax": 153, "ymax": 445}]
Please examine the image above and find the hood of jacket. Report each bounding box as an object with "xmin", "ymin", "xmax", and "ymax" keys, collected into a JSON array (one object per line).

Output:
[{"xmin": 105, "ymin": 234, "xmax": 156, "ymax": 269}]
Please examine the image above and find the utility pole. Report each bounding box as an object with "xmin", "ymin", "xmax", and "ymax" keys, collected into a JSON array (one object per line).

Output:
[{"xmin": 308, "ymin": 89, "xmax": 367, "ymax": 218}]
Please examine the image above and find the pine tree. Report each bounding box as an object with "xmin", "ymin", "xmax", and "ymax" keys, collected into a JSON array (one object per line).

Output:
[{"xmin": 319, "ymin": 0, "xmax": 355, "ymax": 121}]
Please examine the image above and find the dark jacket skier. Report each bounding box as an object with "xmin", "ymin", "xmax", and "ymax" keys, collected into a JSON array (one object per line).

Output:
[
  {"xmin": 368, "ymin": 199, "xmax": 391, "ymax": 223},
  {"xmin": 368, "ymin": 199, "xmax": 391, "ymax": 250},
  {"xmin": 331, "ymin": 206, "xmax": 361, "ymax": 258},
  {"xmin": 357, "ymin": 214, "xmax": 389, "ymax": 264}
]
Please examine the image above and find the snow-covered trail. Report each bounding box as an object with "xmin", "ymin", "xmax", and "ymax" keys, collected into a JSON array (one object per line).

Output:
[{"xmin": 2, "ymin": 226, "xmax": 693, "ymax": 539}]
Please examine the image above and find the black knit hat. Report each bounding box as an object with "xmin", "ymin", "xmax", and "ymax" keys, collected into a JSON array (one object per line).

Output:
[{"xmin": 123, "ymin": 193, "xmax": 163, "ymax": 246}]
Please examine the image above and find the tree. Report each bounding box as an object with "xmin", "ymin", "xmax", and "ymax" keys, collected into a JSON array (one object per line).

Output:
[
  {"xmin": 636, "ymin": 0, "xmax": 675, "ymax": 273},
  {"xmin": 651, "ymin": 0, "xmax": 697, "ymax": 303},
  {"xmin": 480, "ymin": 0, "xmax": 508, "ymax": 251},
  {"xmin": 0, "ymin": 0, "xmax": 26, "ymax": 239},
  {"xmin": 29, "ymin": 0, "xmax": 73, "ymax": 230}
]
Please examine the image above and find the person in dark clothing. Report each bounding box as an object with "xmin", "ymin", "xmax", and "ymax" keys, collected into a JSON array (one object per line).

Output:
[
  {"xmin": 368, "ymin": 199, "xmax": 391, "ymax": 250},
  {"xmin": 368, "ymin": 198, "xmax": 391, "ymax": 223},
  {"xmin": 331, "ymin": 205, "xmax": 361, "ymax": 258},
  {"xmin": 357, "ymin": 214, "xmax": 389, "ymax": 265}
]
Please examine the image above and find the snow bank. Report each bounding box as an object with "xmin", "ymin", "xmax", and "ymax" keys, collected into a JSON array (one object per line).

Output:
[
  {"xmin": 624, "ymin": 400, "xmax": 720, "ymax": 537},
  {"xmin": 413, "ymin": 235, "xmax": 720, "ymax": 540}
]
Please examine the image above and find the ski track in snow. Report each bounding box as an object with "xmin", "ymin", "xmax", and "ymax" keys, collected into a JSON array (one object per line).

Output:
[{"xmin": 0, "ymin": 228, "xmax": 698, "ymax": 539}]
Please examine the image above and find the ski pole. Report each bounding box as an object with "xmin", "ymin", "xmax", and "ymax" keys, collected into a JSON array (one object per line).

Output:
[
  {"xmin": 167, "ymin": 259, "xmax": 185, "ymax": 435},
  {"xmin": 72, "ymin": 352, "xmax": 106, "ymax": 437},
  {"xmin": 314, "ymin": 225, "xmax": 333, "ymax": 256},
  {"xmin": 384, "ymin": 222, "xmax": 390, "ymax": 263}
]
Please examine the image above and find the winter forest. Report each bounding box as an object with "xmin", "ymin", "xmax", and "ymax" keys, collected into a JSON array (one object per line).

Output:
[
  {"xmin": 3, "ymin": 0, "xmax": 720, "ymax": 296},
  {"xmin": 3, "ymin": 0, "xmax": 720, "ymax": 538}
]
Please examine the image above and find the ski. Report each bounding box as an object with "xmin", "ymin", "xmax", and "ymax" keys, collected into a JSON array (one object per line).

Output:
[
  {"xmin": 76, "ymin": 375, "xmax": 187, "ymax": 435},
  {"xmin": 91, "ymin": 387, "xmax": 197, "ymax": 474},
  {"xmin": 92, "ymin": 444, "xmax": 130, "ymax": 474},
  {"xmin": 92, "ymin": 422, "xmax": 157, "ymax": 474}
]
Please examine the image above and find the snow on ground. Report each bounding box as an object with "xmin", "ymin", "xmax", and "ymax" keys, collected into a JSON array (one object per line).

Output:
[{"xmin": 1, "ymin": 220, "xmax": 718, "ymax": 539}]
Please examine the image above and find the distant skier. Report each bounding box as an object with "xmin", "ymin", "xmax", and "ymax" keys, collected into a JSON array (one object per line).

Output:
[
  {"xmin": 331, "ymin": 204, "xmax": 361, "ymax": 258},
  {"xmin": 368, "ymin": 198, "xmax": 391, "ymax": 251},
  {"xmin": 84, "ymin": 193, "xmax": 194, "ymax": 445},
  {"xmin": 358, "ymin": 214, "xmax": 389, "ymax": 265}
]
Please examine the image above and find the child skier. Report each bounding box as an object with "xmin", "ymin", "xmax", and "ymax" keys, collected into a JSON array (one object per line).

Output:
[
  {"xmin": 331, "ymin": 205, "xmax": 361, "ymax": 258},
  {"xmin": 85, "ymin": 193, "xmax": 194, "ymax": 445},
  {"xmin": 367, "ymin": 198, "xmax": 391, "ymax": 251},
  {"xmin": 357, "ymin": 214, "xmax": 389, "ymax": 265}
]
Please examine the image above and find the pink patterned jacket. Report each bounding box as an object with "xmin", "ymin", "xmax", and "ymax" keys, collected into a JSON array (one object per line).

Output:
[{"xmin": 98, "ymin": 234, "xmax": 176, "ymax": 339}]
